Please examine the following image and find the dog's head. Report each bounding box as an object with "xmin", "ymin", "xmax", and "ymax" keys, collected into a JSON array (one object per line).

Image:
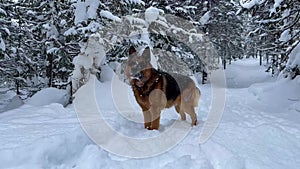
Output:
[{"xmin": 126, "ymin": 46, "xmax": 153, "ymax": 87}]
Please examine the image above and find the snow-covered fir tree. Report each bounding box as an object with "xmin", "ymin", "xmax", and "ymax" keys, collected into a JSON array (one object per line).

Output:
[
  {"xmin": 1, "ymin": 0, "xmax": 299, "ymax": 99},
  {"xmin": 240, "ymin": 0, "xmax": 300, "ymax": 77}
]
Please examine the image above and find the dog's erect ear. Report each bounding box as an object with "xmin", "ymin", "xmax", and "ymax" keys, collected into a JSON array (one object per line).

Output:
[
  {"xmin": 142, "ymin": 47, "xmax": 151, "ymax": 63},
  {"xmin": 129, "ymin": 46, "xmax": 136, "ymax": 56}
]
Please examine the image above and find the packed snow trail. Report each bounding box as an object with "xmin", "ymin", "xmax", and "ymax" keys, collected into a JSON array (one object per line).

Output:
[{"xmin": 0, "ymin": 59, "xmax": 300, "ymax": 169}]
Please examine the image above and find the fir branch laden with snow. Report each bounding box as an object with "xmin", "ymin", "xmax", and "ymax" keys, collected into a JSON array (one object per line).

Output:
[{"xmin": 72, "ymin": 33, "xmax": 106, "ymax": 94}]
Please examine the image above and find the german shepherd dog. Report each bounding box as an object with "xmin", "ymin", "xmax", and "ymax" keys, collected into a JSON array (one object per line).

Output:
[{"xmin": 126, "ymin": 46, "xmax": 200, "ymax": 130}]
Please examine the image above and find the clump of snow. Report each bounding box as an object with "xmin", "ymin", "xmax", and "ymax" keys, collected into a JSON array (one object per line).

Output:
[
  {"xmin": 81, "ymin": 34, "xmax": 105, "ymax": 68},
  {"xmin": 2, "ymin": 27, "xmax": 10, "ymax": 35},
  {"xmin": 0, "ymin": 8, "xmax": 6, "ymax": 16},
  {"xmin": 46, "ymin": 47, "xmax": 59, "ymax": 54},
  {"xmin": 270, "ymin": 0, "xmax": 284, "ymax": 14},
  {"xmin": 0, "ymin": 35, "xmax": 5, "ymax": 51},
  {"xmin": 42, "ymin": 23, "xmax": 59, "ymax": 39},
  {"xmin": 124, "ymin": 0, "xmax": 145, "ymax": 5},
  {"xmin": 189, "ymin": 31, "xmax": 204, "ymax": 43},
  {"xmin": 86, "ymin": 0, "xmax": 99, "ymax": 19},
  {"xmin": 74, "ymin": 1, "xmax": 86, "ymax": 25},
  {"xmin": 199, "ymin": 11, "xmax": 210, "ymax": 25},
  {"xmin": 60, "ymin": 19, "xmax": 67, "ymax": 26},
  {"xmin": 175, "ymin": 7, "xmax": 187, "ymax": 13},
  {"xmin": 77, "ymin": 21, "xmax": 102, "ymax": 33},
  {"xmin": 100, "ymin": 10, "xmax": 121, "ymax": 22},
  {"xmin": 72, "ymin": 33, "xmax": 106, "ymax": 93},
  {"xmin": 239, "ymin": 0, "xmax": 266, "ymax": 9},
  {"xmin": 64, "ymin": 27, "xmax": 77, "ymax": 36},
  {"xmin": 74, "ymin": 53, "xmax": 94, "ymax": 71},
  {"xmin": 26, "ymin": 88, "xmax": 69, "ymax": 107},
  {"xmin": 145, "ymin": 7, "xmax": 164, "ymax": 23},
  {"xmin": 282, "ymin": 8, "xmax": 290, "ymax": 18},
  {"xmin": 149, "ymin": 48, "xmax": 158, "ymax": 70},
  {"xmin": 287, "ymin": 42, "xmax": 300, "ymax": 68},
  {"xmin": 99, "ymin": 64, "xmax": 115, "ymax": 82},
  {"xmin": 74, "ymin": 0, "xmax": 100, "ymax": 25},
  {"xmin": 26, "ymin": 10, "xmax": 36, "ymax": 15},
  {"xmin": 125, "ymin": 15, "xmax": 146, "ymax": 25},
  {"xmin": 279, "ymin": 29, "xmax": 291, "ymax": 42}
]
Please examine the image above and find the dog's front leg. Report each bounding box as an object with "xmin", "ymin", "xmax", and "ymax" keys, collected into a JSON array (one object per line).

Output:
[
  {"xmin": 149, "ymin": 107, "xmax": 161, "ymax": 130},
  {"xmin": 143, "ymin": 110, "xmax": 152, "ymax": 129},
  {"xmin": 148, "ymin": 89, "xmax": 166, "ymax": 130}
]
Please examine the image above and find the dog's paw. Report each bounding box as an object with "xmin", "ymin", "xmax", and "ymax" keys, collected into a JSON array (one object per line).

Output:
[
  {"xmin": 192, "ymin": 119, "xmax": 197, "ymax": 126},
  {"xmin": 144, "ymin": 123, "xmax": 151, "ymax": 129},
  {"xmin": 147, "ymin": 126, "xmax": 159, "ymax": 130}
]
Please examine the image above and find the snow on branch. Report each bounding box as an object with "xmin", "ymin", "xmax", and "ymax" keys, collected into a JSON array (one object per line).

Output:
[
  {"xmin": 0, "ymin": 36, "xmax": 5, "ymax": 51},
  {"xmin": 100, "ymin": 10, "xmax": 122, "ymax": 22},
  {"xmin": 74, "ymin": 0, "xmax": 100, "ymax": 25},
  {"xmin": 0, "ymin": 8, "xmax": 6, "ymax": 16},
  {"xmin": 239, "ymin": 0, "xmax": 266, "ymax": 9},
  {"xmin": 123, "ymin": 0, "xmax": 145, "ymax": 5},
  {"xmin": 71, "ymin": 33, "xmax": 106, "ymax": 94}
]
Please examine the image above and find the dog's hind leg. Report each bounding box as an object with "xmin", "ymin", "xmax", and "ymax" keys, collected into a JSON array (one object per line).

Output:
[
  {"xmin": 186, "ymin": 106, "xmax": 197, "ymax": 126},
  {"xmin": 175, "ymin": 105, "xmax": 186, "ymax": 121}
]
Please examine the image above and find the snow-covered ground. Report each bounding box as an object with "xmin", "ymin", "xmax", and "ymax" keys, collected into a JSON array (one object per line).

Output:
[{"xmin": 1, "ymin": 59, "xmax": 300, "ymax": 169}]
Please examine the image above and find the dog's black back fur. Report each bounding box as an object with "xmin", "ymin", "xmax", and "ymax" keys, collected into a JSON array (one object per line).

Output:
[{"xmin": 158, "ymin": 70, "xmax": 180, "ymax": 101}]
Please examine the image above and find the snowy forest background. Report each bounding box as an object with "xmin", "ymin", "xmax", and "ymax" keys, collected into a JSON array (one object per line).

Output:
[{"xmin": 0, "ymin": 0, "xmax": 300, "ymax": 100}]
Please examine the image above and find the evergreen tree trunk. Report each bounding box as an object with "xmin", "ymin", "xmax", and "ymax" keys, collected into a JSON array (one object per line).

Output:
[
  {"xmin": 15, "ymin": 80, "xmax": 20, "ymax": 95},
  {"xmin": 47, "ymin": 54, "xmax": 53, "ymax": 87},
  {"xmin": 259, "ymin": 52, "xmax": 262, "ymax": 66},
  {"xmin": 272, "ymin": 55, "xmax": 275, "ymax": 75},
  {"xmin": 223, "ymin": 55, "xmax": 226, "ymax": 69},
  {"xmin": 202, "ymin": 70, "xmax": 207, "ymax": 84}
]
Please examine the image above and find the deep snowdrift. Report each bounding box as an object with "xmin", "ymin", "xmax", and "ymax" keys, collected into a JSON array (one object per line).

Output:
[{"xmin": 0, "ymin": 59, "xmax": 299, "ymax": 169}]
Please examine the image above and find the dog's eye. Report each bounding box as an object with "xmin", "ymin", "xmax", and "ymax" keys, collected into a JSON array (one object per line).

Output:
[{"xmin": 136, "ymin": 72, "xmax": 144, "ymax": 79}]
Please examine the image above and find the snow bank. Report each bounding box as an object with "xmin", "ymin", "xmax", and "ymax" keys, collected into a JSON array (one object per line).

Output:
[
  {"xmin": 0, "ymin": 104, "xmax": 93, "ymax": 169},
  {"xmin": 249, "ymin": 77, "xmax": 300, "ymax": 117},
  {"xmin": 0, "ymin": 95, "xmax": 24, "ymax": 113},
  {"xmin": 1, "ymin": 59, "xmax": 300, "ymax": 169},
  {"xmin": 226, "ymin": 58, "xmax": 273, "ymax": 88},
  {"xmin": 26, "ymin": 88, "xmax": 68, "ymax": 106},
  {"xmin": 0, "ymin": 89, "xmax": 22, "ymax": 113}
]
